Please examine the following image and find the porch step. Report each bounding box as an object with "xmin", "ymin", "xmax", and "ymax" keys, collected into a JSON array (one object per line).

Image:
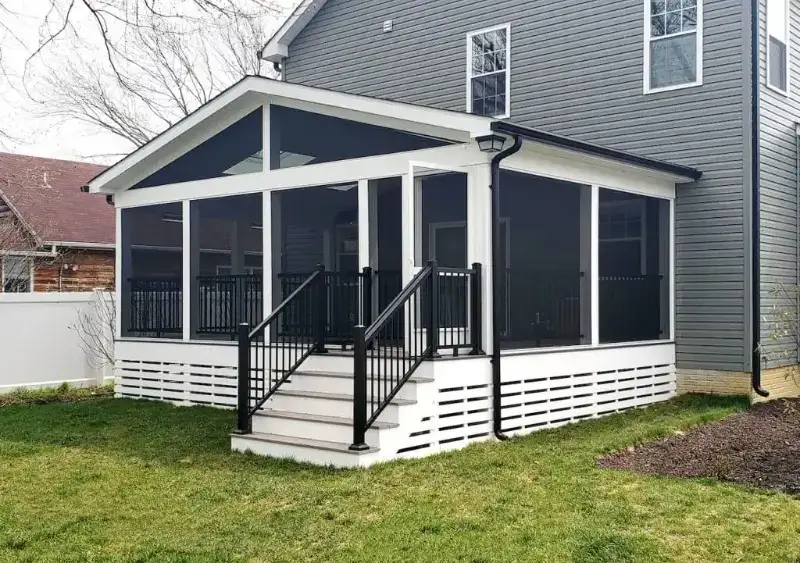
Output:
[
  {"xmin": 269, "ymin": 389, "xmax": 414, "ymax": 422},
  {"xmin": 231, "ymin": 432, "xmax": 380, "ymax": 468},
  {"xmin": 253, "ymin": 409, "xmax": 396, "ymax": 444},
  {"xmin": 286, "ymin": 370, "xmax": 432, "ymax": 400}
]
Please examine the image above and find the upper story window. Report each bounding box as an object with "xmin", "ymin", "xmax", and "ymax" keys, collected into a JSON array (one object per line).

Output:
[
  {"xmin": 467, "ymin": 24, "xmax": 511, "ymax": 118},
  {"xmin": 767, "ymin": 0, "xmax": 790, "ymax": 94},
  {"xmin": 644, "ymin": 0, "xmax": 703, "ymax": 93}
]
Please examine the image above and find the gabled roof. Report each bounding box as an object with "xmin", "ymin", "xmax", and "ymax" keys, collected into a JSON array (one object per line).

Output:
[
  {"xmin": 87, "ymin": 75, "xmax": 702, "ymax": 195},
  {"xmin": 260, "ymin": 0, "xmax": 329, "ymax": 63},
  {"xmin": 0, "ymin": 153, "xmax": 114, "ymax": 247}
]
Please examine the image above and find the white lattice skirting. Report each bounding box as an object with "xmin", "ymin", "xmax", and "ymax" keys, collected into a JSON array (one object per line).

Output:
[{"xmin": 115, "ymin": 340, "xmax": 238, "ymax": 408}]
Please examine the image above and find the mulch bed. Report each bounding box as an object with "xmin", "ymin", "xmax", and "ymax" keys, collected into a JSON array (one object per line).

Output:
[{"xmin": 598, "ymin": 399, "xmax": 800, "ymax": 494}]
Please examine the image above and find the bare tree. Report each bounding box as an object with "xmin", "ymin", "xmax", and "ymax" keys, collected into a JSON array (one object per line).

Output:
[
  {"xmin": 72, "ymin": 289, "xmax": 116, "ymax": 370},
  {"xmin": 15, "ymin": 0, "xmax": 282, "ymax": 153}
]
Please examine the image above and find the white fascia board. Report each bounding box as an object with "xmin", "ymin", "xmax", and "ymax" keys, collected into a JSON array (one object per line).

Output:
[
  {"xmin": 260, "ymin": 0, "xmax": 328, "ymax": 63},
  {"xmin": 502, "ymin": 143, "xmax": 677, "ymax": 200},
  {"xmin": 87, "ymin": 76, "xmax": 493, "ymax": 195}
]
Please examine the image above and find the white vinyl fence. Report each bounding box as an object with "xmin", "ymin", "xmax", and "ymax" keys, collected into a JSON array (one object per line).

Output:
[{"xmin": 0, "ymin": 291, "xmax": 114, "ymax": 393}]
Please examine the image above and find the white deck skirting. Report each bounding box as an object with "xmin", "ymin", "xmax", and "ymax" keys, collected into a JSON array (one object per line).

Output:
[{"xmin": 115, "ymin": 339, "xmax": 675, "ymax": 466}]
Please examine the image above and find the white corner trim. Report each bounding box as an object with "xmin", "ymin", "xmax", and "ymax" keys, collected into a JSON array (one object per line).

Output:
[
  {"xmin": 260, "ymin": 0, "xmax": 330, "ymax": 63},
  {"xmin": 642, "ymin": 0, "xmax": 704, "ymax": 94}
]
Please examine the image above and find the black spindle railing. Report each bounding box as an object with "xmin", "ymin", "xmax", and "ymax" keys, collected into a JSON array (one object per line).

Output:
[
  {"xmin": 197, "ymin": 274, "xmax": 263, "ymax": 337},
  {"xmin": 128, "ymin": 277, "xmax": 182, "ymax": 337},
  {"xmin": 235, "ymin": 265, "xmax": 327, "ymax": 434},
  {"xmin": 350, "ymin": 261, "xmax": 482, "ymax": 450}
]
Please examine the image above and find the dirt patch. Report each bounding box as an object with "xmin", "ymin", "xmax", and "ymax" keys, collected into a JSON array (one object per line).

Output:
[{"xmin": 598, "ymin": 398, "xmax": 800, "ymax": 494}]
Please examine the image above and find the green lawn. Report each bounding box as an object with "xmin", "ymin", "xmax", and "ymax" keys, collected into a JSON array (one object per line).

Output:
[{"xmin": 0, "ymin": 394, "xmax": 798, "ymax": 563}]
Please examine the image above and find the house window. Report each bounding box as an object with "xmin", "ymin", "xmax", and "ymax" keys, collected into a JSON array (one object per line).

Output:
[
  {"xmin": 645, "ymin": 0, "xmax": 702, "ymax": 92},
  {"xmin": 767, "ymin": 0, "xmax": 790, "ymax": 93},
  {"xmin": 3, "ymin": 255, "xmax": 33, "ymax": 292},
  {"xmin": 599, "ymin": 201, "xmax": 646, "ymax": 276},
  {"xmin": 467, "ymin": 24, "xmax": 511, "ymax": 118}
]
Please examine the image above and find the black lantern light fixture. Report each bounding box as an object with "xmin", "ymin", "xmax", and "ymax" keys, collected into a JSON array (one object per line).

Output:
[{"xmin": 476, "ymin": 134, "xmax": 507, "ymax": 153}]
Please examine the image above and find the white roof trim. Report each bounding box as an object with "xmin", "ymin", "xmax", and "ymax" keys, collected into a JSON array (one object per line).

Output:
[
  {"xmin": 86, "ymin": 76, "xmax": 494, "ymax": 194},
  {"xmin": 261, "ymin": 0, "xmax": 330, "ymax": 63}
]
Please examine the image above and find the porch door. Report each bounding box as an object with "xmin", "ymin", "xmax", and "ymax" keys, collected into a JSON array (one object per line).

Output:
[{"xmin": 430, "ymin": 222, "xmax": 467, "ymax": 267}]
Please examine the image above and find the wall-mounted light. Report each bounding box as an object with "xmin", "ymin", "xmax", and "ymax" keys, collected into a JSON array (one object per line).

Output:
[{"xmin": 476, "ymin": 134, "xmax": 508, "ymax": 153}]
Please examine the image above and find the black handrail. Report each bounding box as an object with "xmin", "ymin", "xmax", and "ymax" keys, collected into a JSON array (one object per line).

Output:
[
  {"xmin": 235, "ymin": 265, "xmax": 327, "ymax": 434},
  {"xmin": 349, "ymin": 261, "xmax": 483, "ymax": 450}
]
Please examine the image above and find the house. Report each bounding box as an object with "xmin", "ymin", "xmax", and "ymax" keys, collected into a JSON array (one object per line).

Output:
[
  {"xmin": 258, "ymin": 0, "xmax": 800, "ymax": 400},
  {"xmin": 0, "ymin": 153, "xmax": 114, "ymax": 292},
  {"xmin": 86, "ymin": 74, "xmax": 699, "ymax": 466}
]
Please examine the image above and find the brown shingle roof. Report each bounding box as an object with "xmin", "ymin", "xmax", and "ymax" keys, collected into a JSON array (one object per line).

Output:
[{"xmin": 0, "ymin": 152, "xmax": 114, "ymax": 246}]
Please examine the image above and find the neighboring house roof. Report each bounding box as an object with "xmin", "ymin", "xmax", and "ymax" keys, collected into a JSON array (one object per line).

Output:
[
  {"xmin": 260, "ymin": 0, "xmax": 325, "ymax": 63},
  {"xmin": 86, "ymin": 76, "xmax": 701, "ymax": 194},
  {"xmin": 0, "ymin": 153, "xmax": 114, "ymax": 248}
]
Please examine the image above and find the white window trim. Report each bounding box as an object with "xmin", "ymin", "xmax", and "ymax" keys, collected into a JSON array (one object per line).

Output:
[
  {"xmin": 643, "ymin": 0, "xmax": 704, "ymax": 94},
  {"xmin": 766, "ymin": 0, "xmax": 791, "ymax": 96},
  {"xmin": 1, "ymin": 255, "xmax": 34, "ymax": 293},
  {"xmin": 466, "ymin": 23, "xmax": 511, "ymax": 119}
]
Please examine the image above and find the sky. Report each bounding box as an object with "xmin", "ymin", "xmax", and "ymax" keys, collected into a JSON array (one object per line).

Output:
[{"xmin": 0, "ymin": 1, "xmax": 294, "ymax": 164}]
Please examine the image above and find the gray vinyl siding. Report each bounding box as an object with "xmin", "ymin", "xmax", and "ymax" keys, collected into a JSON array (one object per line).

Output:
[
  {"xmin": 286, "ymin": 0, "xmax": 749, "ymax": 371},
  {"xmin": 758, "ymin": 0, "xmax": 800, "ymax": 368}
]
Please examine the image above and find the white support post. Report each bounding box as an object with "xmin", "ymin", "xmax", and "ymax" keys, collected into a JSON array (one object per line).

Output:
[
  {"xmin": 262, "ymin": 103, "xmax": 271, "ymax": 172},
  {"xmin": 357, "ymin": 179, "xmax": 370, "ymax": 271},
  {"xmin": 262, "ymin": 191, "xmax": 272, "ymax": 337},
  {"xmin": 590, "ymin": 185, "xmax": 600, "ymax": 346},
  {"xmin": 116, "ymin": 207, "xmax": 127, "ymax": 340},
  {"xmin": 470, "ymin": 163, "xmax": 493, "ymax": 354},
  {"xmin": 669, "ymin": 199, "xmax": 676, "ymax": 341},
  {"xmin": 182, "ymin": 200, "xmax": 192, "ymax": 340},
  {"xmin": 401, "ymin": 173, "xmax": 414, "ymax": 284}
]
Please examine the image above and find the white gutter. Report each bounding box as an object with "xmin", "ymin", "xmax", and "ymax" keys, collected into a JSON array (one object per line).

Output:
[{"xmin": 45, "ymin": 241, "xmax": 115, "ymax": 250}]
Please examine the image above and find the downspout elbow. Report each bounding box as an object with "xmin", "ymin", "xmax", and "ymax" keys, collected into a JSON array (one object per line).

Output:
[{"xmin": 490, "ymin": 134, "xmax": 523, "ymax": 441}]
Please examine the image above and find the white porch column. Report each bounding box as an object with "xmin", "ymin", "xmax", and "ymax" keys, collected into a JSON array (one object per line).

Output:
[
  {"xmin": 469, "ymin": 163, "xmax": 493, "ymax": 354},
  {"xmin": 590, "ymin": 185, "xmax": 600, "ymax": 345},
  {"xmin": 401, "ymin": 173, "xmax": 414, "ymax": 283},
  {"xmin": 116, "ymin": 207, "xmax": 129, "ymax": 339},
  {"xmin": 357, "ymin": 179, "xmax": 370, "ymax": 271},
  {"xmin": 182, "ymin": 200, "xmax": 193, "ymax": 340},
  {"xmin": 262, "ymin": 192, "xmax": 273, "ymax": 329}
]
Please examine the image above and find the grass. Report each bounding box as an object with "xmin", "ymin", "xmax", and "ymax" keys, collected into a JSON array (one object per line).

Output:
[
  {"xmin": 0, "ymin": 383, "xmax": 113, "ymax": 407},
  {"xmin": 0, "ymin": 394, "xmax": 798, "ymax": 563}
]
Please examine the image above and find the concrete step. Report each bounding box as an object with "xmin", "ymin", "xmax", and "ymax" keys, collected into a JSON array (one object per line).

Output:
[
  {"xmin": 267, "ymin": 389, "xmax": 413, "ymax": 422},
  {"xmin": 252, "ymin": 409, "xmax": 393, "ymax": 445},
  {"xmin": 285, "ymin": 370, "xmax": 431, "ymax": 400},
  {"xmin": 231, "ymin": 432, "xmax": 380, "ymax": 468}
]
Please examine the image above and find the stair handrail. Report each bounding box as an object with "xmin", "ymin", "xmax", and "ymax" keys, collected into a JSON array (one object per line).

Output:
[
  {"xmin": 235, "ymin": 265, "xmax": 327, "ymax": 434},
  {"xmin": 349, "ymin": 264, "xmax": 435, "ymax": 451}
]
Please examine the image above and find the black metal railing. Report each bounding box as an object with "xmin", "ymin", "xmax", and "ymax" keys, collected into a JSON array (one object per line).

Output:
[
  {"xmin": 236, "ymin": 266, "xmax": 327, "ymax": 434},
  {"xmin": 349, "ymin": 261, "xmax": 482, "ymax": 450},
  {"xmin": 278, "ymin": 270, "xmax": 374, "ymax": 347},
  {"xmin": 128, "ymin": 277, "xmax": 182, "ymax": 337},
  {"xmin": 599, "ymin": 275, "xmax": 662, "ymax": 343},
  {"xmin": 500, "ymin": 269, "xmax": 583, "ymax": 347},
  {"xmin": 197, "ymin": 274, "xmax": 263, "ymax": 336}
]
